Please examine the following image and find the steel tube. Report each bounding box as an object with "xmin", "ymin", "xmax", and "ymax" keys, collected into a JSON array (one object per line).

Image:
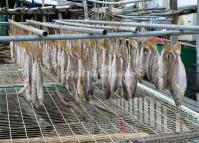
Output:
[
  {"xmin": 0, "ymin": 22, "xmax": 27, "ymax": 26},
  {"xmin": 26, "ymin": 20, "xmax": 107, "ymax": 35},
  {"xmin": 9, "ymin": 19, "xmax": 48, "ymax": 36},
  {"xmin": 65, "ymin": 20, "xmax": 199, "ymax": 31},
  {"xmin": 87, "ymin": 0, "xmax": 150, "ymax": 5},
  {"xmin": 55, "ymin": 20, "xmax": 138, "ymax": 32},
  {"xmin": 1, "ymin": 31, "xmax": 199, "ymax": 42}
]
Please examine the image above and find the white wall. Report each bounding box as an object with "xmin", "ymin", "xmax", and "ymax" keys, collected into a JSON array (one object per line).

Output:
[
  {"xmin": 178, "ymin": 0, "xmax": 197, "ymax": 8},
  {"xmin": 157, "ymin": 0, "xmax": 197, "ymax": 8}
]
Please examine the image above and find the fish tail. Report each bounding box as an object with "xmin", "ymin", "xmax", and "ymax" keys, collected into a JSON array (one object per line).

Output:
[{"xmin": 122, "ymin": 78, "xmax": 129, "ymax": 101}]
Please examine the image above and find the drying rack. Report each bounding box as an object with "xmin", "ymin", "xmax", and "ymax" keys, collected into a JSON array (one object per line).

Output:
[
  {"xmin": 0, "ymin": 12, "xmax": 199, "ymax": 142},
  {"xmin": 0, "ymin": 64, "xmax": 198, "ymax": 143}
]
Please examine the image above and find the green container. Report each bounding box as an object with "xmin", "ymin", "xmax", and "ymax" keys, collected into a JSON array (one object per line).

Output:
[
  {"xmin": 0, "ymin": 15, "xmax": 8, "ymax": 36},
  {"xmin": 157, "ymin": 44, "xmax": 196, "ymax": 69}
]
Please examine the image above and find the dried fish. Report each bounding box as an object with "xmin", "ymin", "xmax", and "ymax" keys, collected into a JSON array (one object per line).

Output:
[
  {"xmin": 92, "ymin": 40, "xmax": 99, "ymax": 82},
  {"xmin": 139, "ymin": 47, "xmax": 151, "ymax": 79},
  {"xmin": 148, "ymin": 46, "xmax": 162, "ymax": 90},
  {"xmin": 10, "ymin": 42, "xmax": 15, "ymax": 62},
  {"xmin": 170, "ymin": 45, "xmax": 187, "ymax": 107},
  {"xmin": 110, "ymin": 53, "xmax": 118, "ymax": 94},
  {"xmin": 36, "ymin": 61, "xmax": 44, "ymax": 106},
  {"xmin": 31, "ymin": 59, "xmax": 37, "ymax": 107},
  {"xmin": 123, "ymin": 43, "xmax": 137, "ymax": 99},
  {"xmin": 24, "ymin": 52, "xmax": 32, "ymax": 102},
  {"xmin": 101, "ymin": 39, "xmax": 111, "ymax": 99},
  {"xmin": 60, "ymin": 50, "xmax": 67, "ymax": 84}
]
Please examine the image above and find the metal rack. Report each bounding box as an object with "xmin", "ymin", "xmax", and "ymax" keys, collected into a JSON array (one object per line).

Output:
[
  {"xmin": 0, "ymin": 64, "xmax": 198, "ymax": 142},
  {"xmin": 0, "ymin": 64, "xmax": 57, "ymax": 87},
  {"xmin": 0, "ymin": 1, "xmax": 198, "ymax": 142}
]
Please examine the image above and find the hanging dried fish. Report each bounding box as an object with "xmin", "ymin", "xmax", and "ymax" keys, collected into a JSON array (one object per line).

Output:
[
  {"xmin": 170, "ymin": 44, "xmax": 187, "ymax": 107},
  {"xmin": 110, "ymin": 50, "xmax": 118, "ymax": 94},
  {"xmin": 123, "ymin": 41, "xmax": 137, "ymax": 99},
  {"xmin": 31, "ymin": 59, "xmax": 38, "ymax": 107},
  {"xmin": 24, "ymin": 52, "xmax": 32, "ymax": 102},
  {"xmin": 139, "ymin": 46, "xmax": 151, "ymax": 80},
  {"xmin": 84, "ymin": 40, "xmax": 94, "ymax": 101},
  {"xmin": 147, "ymin": 45, "xmax": 163, "ymax": 90},
  {"xmin": 117, "ymin": 39, "xmax": 128, "ymax": 100},
  {"xmin": 36, "ymin": 60, "xmax": 44, "ymax": 106},
  {"xmin": 101, "ymin": 39, "xmax": 111, "ymax": 99},
  {"xmin": 66, "ymin": 40, "xmax": 79, "ymax": 104},
  {"xmin": 60, "ymin": 50, "xmax": 67, "ymax": 84},
  {"xmin": 91, "ymin": 39, "xmax": 99, "ymax": 82}
]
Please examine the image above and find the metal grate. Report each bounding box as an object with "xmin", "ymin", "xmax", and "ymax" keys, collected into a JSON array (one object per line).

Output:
[
  {"xmin": 0, "ymin": 64, "xmax": 198, "ymax": 142},
  {"xmin": 0, "ymin": 64, "xmax": 58, "ymax": 87}
]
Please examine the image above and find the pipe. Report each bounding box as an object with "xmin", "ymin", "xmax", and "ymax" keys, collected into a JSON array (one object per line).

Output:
[
  {"xmin": 131, "ymin": 130, "xmax": 199, "ymax": 143},
  {"xmin": 87, "ymin": 0, "xmax": 150, "ymax": 5},
  {"xmin": 26, "ymin": 20, "xmax": 107, "ymax": 35},
  {"xmin": 55, "ymin": 20, "xmax": 138, "ymax": 32},
  {"xmin": 3, "ymin": 31, "xmax": 199, "ymax": 42},
  {"xmin": 83, "ymin": 0, "xmax": 89, "ymax": 19},
  {"xmin": 8, "ymin": 19, "xmax": 48, "ymax": 36},
  {"xmin": 0, "ymin": 6, "xmax": 70, "ymax": 15},
  {"xmin": 65, "ymin": 20, "xmax": 199, "ymax": 31}
]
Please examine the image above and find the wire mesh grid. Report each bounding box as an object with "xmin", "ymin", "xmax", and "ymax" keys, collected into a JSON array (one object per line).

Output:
[
  {"xmin": 0, "ymin": 64, "xmax": 58, "ymax": 87},
  {"xmin": 0, "ymin": 64, "xmax": 198, "ymax": 142}
]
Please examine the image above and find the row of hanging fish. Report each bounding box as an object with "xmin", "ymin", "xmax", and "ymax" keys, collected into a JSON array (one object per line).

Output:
[
  {"xmin": 10, "ymin": 41, "xmax": 44, "ymax": 108},
  {"xmin": 10, "ymin": 24, "xmax": 187, "ymax": 107},
  {"xmin": 40, "ymin": 38, "xmax": 139, "ymax": 104},
  {"xmin": 139, "ymin": 39, "xmax": 187, "ymax": 107}
]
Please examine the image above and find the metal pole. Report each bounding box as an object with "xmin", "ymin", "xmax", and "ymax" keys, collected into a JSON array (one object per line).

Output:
[
  {"xmin": 83, "ymin": 0, "xmax": 89, "ymax": 19},
  {"xmin": 26, "ymin": 20, "xmax": 107, "ymax": 35},
  {"xmin": 4, "ymin": 30, "xmax": 199, "ymax": 42},
  {"xmin": 55, "ymin": 20, "xmax": 138, "ymax": 32},
  {"xmin": 58, "ymin": 0, "xmax": 62, "ymax": 20},
  {"xmin": 21, "ymin": 2, "xmax": 24, "ymax": 22},
  {"xmin": 11, "ymin": 0, "xmax": 18, "ymax": 20},
  {"xmin": 94, "ymin": 2, "xmax": 99, "ymax": 20},
  {"xmin": 196, "ymin": 0, "xmax": 199, "ymax": 102},
  {"xmin": 0, "ymin": 22, "xmax": 27, "ymax": 25},
  {"xmin": 6, "ymin": 0, "xmax": 9, "ymax": 9},
  {"xmin": 42, "ymin": 0, "xmax": 47, "ymax": 22},
  {"xmin": 64, "ymin": 20, "xmax": 199, "ymax": 31},
  {"xmin": 170, "ymin": 0, "xmax": 178, "ymax": 43},
  {"xmin": 9, "ymin": 19, "xmax": 48, "ymax": 36},
  {"xmin": 87, "ymin": 0, "xmax": 150, "ymax": 5}
]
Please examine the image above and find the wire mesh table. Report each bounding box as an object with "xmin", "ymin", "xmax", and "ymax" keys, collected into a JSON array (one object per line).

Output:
[{"xmin": 0, "ymin": 64, "xmax": 198, "ymax": 143}]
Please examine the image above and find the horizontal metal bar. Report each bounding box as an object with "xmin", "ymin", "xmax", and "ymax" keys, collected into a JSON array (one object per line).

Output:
[
  {"xmin": 26, "ymin": 20, "xmax": 107, "ymax": 35},
  {"xmin": 65, "ymin": 20, "xmax": 199, "ymax": 31},
  {"xmin": 1, "ymin": 31, "xmax": 199, "ymax": 42},
  {"xmin": 0, "ymin": 5, "xmax": 70, "ymax": 12},
  {"xmin": 0, "ymin": 22, "xmax": 27, "ymax": 26},
  {"xmin": 55, "ymin": 20, "xmax": 138, "ymax": 32},
  {"xmin": 9, "ymin": 19, "xmax": 48, "ymax": 36},
  {"xmin": 87, "ymin": 0, "xmax": 150, "ymax": 5},
  {"xmin": 0, "ymin": 6, "xmax": 70, "ymax": 15},
  {"xmin": 137, "ymin": 83, "xmax": 199, "ymax": 118},
  {"xmin": 132, "ymin": 130, "xmax": 199, "ymax": 142}
]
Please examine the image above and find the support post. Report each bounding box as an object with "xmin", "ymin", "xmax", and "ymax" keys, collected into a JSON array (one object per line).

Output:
[
  {"xmin": 170, "ymin": 0, "xmax": 178, "ymax": 43},
  {"xmin": 83, "ymin": 0, "xmax": 89, "ymax": 19},
  {"xmin": 21, "ymin": 2, "xmax": 24, "ymax": 22},
  {"xmin": 94, "ymin": 2, "xmax": 99, "ymax": 20},
  {"xmin": 196, "ymin": 0, "xmax": 199, "ymax": 102},
  {"xmin": 42, "ymin": 0, "xmax": 47, "ymax": 22},
  {"xmin": 6, "ymin": 0, "xmax": 9, "ymax": 9},
  {"xmin": 58, "ymin": 0, "xmax": 62, "ymax": 20}
]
